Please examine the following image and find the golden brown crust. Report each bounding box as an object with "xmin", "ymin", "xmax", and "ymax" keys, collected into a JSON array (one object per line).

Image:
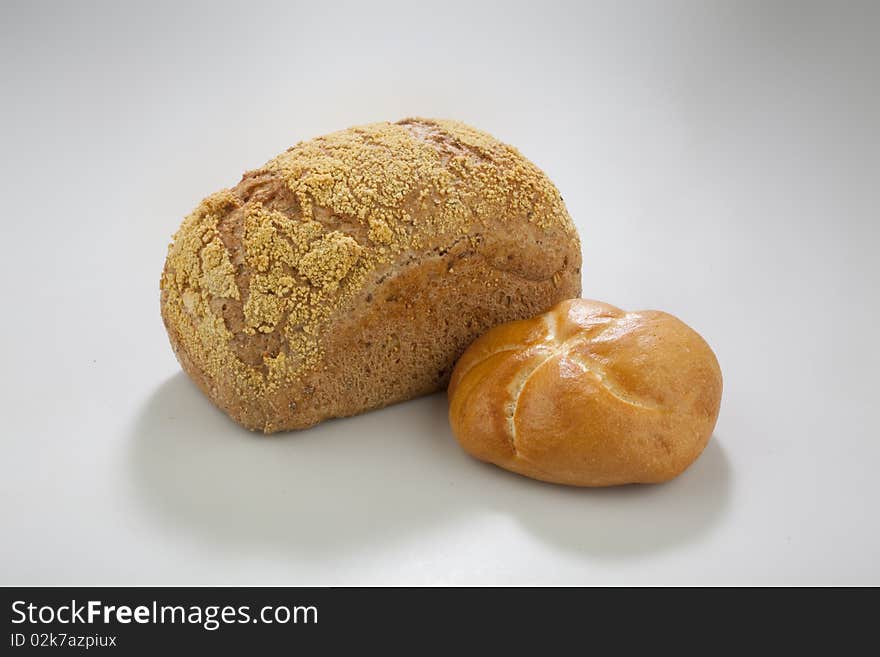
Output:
[
  {"xmin": 448, "ymin": 299, "xmax": 723, "ymax": 486},
  {"xmin": 160, "ymin": 118, "xmax": 581, "ymax": 432}
]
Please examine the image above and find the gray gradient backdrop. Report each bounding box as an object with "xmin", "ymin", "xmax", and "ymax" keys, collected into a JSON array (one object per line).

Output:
[{"xmin": 1, "ymin": 0, "xmax": 877, "ymax": 584}]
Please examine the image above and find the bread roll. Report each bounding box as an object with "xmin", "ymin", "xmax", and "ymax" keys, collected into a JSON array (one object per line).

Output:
[
  {"xmin": 448, "ymin": 299, "xmax": 722, "ymax": 486},
  {"xmin": 161, "ymin": 118, "xmax": 581, "ymax": 432}
]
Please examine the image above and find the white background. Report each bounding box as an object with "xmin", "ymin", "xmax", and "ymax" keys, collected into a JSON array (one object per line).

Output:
[{"xmin": 1, "ymin": 0, "xmax": 877, "ymax": 585}]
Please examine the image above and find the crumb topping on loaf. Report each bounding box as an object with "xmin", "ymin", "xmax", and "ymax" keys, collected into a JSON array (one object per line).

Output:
[{"xmin": 160, "ymin": 118, "xmax": 577, "ymax": 418}]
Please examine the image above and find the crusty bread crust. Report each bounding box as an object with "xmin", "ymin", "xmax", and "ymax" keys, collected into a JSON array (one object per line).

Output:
[
  {"xmin": 448, "ymin": 299, "xmax": 723, "ymax": 486},
  {"xmin": 161, "ymin": 118, "xmax": 581, "ymax": 432}
]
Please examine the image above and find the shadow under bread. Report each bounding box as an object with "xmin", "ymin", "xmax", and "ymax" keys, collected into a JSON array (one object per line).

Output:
[{"xmin": 128, "ymin": 373, "xmax": 731, "ymax": 561}]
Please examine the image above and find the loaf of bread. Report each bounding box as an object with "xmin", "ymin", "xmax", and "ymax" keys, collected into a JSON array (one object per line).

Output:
[
  {"xmin": 160, "ymin": 118, "xmax": 581, "ymax": 432},
  {"xmin": 448, "ymin": 299, "xmax": 722, "ymax": 486}
]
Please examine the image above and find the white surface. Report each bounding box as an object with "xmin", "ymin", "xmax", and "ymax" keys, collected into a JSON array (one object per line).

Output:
[{"xmin": 1, "ymin": 0, "xmax": 878, "ymax": 585}]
